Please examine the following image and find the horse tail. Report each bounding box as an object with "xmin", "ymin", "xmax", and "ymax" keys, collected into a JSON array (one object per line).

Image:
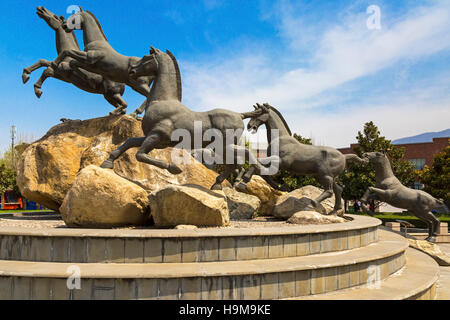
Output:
[{"xmin": 344, "ymin": 154, "xmax": 367, "ymax": 168}]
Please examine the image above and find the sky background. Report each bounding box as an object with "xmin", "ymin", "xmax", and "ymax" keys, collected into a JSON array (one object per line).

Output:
[{"xmin": 0, "ymin": 0, "xmax": 449, "ymax": 153}]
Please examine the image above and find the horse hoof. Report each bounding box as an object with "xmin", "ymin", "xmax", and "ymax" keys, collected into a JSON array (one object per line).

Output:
[
  {"xmin": 100, "ymin": 159, "xmax": 114, "ymax": 169},
  {"xmin": 129, "ymin": 112, "xmax": 139, "ymax": 119},
  {"xmin": 211, "ymin": 184, "xmax": 223, "ymax": 191},
  {"xmin": 168, "ymin": 164, "xmax": 182, "ymax": 175},
  {"xmin": 34, "ymin": 88, "xmax": 42, "ymax": 98},
  {"xmin": 425, "ymin": 236, "xmax": 436, "ymax": 243},
  {"xmin": 234, "ymin": 182, "xmax": 247, "ymax": 192},
  {"xmin": 22, "ymin": 72, "xmax": 30, "ymax": 84}
]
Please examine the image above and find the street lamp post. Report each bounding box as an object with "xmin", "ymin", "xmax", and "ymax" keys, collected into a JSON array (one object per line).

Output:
[{"xmin": 10, "ymin": 125, "xmax": 16, "ymax": 169}]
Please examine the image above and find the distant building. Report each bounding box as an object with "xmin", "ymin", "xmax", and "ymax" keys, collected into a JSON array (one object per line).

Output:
[
  {"xmin": 0, "ymin": 189, "xmax": 23, "ymax": 210},
  {"xmin": 249, "ymin": 141, "xmax": 268, "ymax": 158},
  {"xmin": 338, "ymin": 137, "xmax": 449, "ymax": 189}
]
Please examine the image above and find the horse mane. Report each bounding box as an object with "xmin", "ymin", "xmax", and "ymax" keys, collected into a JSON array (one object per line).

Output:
[
  {"xmin": 165, "ymin": 50, "xmax": 182, "ymax": 102},
  {"xmin": 268, "ymin": 105, "xmax": 292, "ymax": 136},
  {"xmin": 384, "ymin": 152, "xmax": 394, "ymax": 171},
  {"xmin": 85, "ymin": 11, "xmax": 108, "ymax": 41}
]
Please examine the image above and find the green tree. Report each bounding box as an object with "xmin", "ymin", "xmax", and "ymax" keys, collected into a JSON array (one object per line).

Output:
[
  {"xmin": 419, "ymin": 142, "xmax": 450, "ymax": 205},
  {"xmin": 0, "ymin": 161, "xmax": 18, "ymax": 195},
  {"xmin": 0, "ymin": 142, "xmax": 29, "ymax": 196},
  {"xmin": 339, "ymin": 121, "xmax": 416, "ymax": 206},
  {"xmin": 273, "ymin": 134, "xmax": 320, "ymax": 191}
]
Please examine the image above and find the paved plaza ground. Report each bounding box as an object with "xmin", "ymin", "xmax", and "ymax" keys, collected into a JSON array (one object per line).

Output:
[{"xmin": 437, "ymin": 244, "xmax": 450, "ymax": 300}]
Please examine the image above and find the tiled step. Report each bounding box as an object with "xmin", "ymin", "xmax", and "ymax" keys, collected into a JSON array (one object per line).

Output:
[
  {"xmin": 286, "ymin": 247, "xmax": 439, "ymax": 300},
  {"xmin": 0, "ymin": 233, "xmax": 407, "ymax": 300},
  {"xmin": 0, "ymin": 215, "xmax": 380, "ymax": 263}
]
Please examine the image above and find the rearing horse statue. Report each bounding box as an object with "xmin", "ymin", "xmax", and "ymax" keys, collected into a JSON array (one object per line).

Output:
[
  {"xmin": 53, "ymin": 7, "xmax": 154, "ymax": 117},
  {"xmin": 245, "ymin": 103, "xmax": 368, "ymax": 215},
  {"xmin": 360, "ymin": 151, "xmax": 444, "ymax": 242},
  {"xmin": 100, "ymin": 47, "xmax": 268, "ymax": 190},
  {"xmin": 22, "ymin": 6, "xmax": 127, "ymax": 115}
]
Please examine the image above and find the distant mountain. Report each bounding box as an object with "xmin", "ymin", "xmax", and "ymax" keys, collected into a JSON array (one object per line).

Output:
[{"xmin": 392, "ymin": 128, "xmax": 450, "ymax": 144}]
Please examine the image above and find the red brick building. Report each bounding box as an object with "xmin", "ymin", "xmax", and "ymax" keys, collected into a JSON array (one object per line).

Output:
[{"xmin": 338, "ymin": 137, "xmax": 449, "ymax": 168}]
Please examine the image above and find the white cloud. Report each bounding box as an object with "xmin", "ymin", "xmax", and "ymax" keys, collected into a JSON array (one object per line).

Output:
[
  {"xmin": 180, "ymin": 0, "xmax": 450, "ymax": 146},
  {"xmin": 182, "ymin": 1, "xmax": 450, "ymax": 106}
]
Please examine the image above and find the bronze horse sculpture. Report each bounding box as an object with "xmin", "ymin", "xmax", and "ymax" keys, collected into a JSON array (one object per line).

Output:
[
  {"xmin": 22, "ymin": 6, "xmax": 128, "ymax": 115},
  {"xmin": 360, "ymin": 151, "xmax": 443, "ymax": 242},
  {"xmin": 53, "ymin": 7, "xmax": 155, "ymax": 118},
  {"xmin": 245, "ymin": 103, "xmax": 368, "ymax": 215},
  {"xmin": 100, "ymin": 47, "xmax": 268, "ymax": 190}
]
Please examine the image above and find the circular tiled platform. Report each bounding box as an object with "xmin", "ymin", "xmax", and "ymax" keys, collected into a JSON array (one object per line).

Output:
[
  {"xmin": 0, "ymin": 215, "xmax": 438, "ymax": 300},
  {"xmin": 0, "ymin": 215, "xmax": 379, "ymax": 263}
]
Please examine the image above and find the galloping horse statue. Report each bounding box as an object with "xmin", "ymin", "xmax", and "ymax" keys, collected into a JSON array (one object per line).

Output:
[
  {"xmin": 100, "ymin": 47, "xmax": 267, "ymax": 190},
  {"xmin": 22, "ymin": 7, "xmax": 127, "ymax": 115},
  {"xmin": 360, "ymin": 151, "xmax": 443, "ymax": 242},
  {"xmin": 53, "ymin": 7, "xmax": 155, "ymax": 117},
  {"xmin": 245, "ymin": 103, "xmax": 368, "ymax": 215}
]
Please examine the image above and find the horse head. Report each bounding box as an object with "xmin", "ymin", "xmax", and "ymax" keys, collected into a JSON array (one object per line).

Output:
[
  {"xmin": 247, "ymin": 103, "xmax": 271, "ymax": 134},
  {"xmin": 36, "ymin": 6, "xmax": 65, "ymax": 30},
  {"xmin": 361, "ymin": 151, "xmax": 389, "ymax": 165},
  {"xmin": 129, "ymin": 46, "xmax": 161, "ymax": 78}
]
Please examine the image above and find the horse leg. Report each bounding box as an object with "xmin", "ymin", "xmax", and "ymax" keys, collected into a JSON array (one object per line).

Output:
[
  {"xmin": 129, "ymin": 99, "xmax": 148, "ymax": 118},
  {"xmin": 414, "ymin": 211, "xmax": 434, "ymax": 240},
  {"xmin": 100, "ymin": 137, "xmax": 145, "ymax": 169},
  {"xmin": 415, "ymin": 210, "xmax": 440, "ymax": 242},
  {"xmin": 33, "ymin": 67, "xmax": 55, "ymax": 98},
  {"xmin": 233, "ymin": 167, "xmax": 248, "ymax": 189},
  {"xmin": 314, "ymin": 175, "xmax": 334, "ymax": 210},
  {"xmin": 54, "ymin": 49, "xmax": 102, "ymax": 67},
  {"xmin": 22, "ymin": 59, "xmax": 52, "ymax": 84},
  {"xmin": 332, "ymin": 182, "xmax": 344, "ymax": 216},
  {"xmin": 104, "ymin": 93, "xmax": 128, "ymax": 116},
  {"xmin": 128, "ymin": 80, "xmax": 151, "ymax": 118},
  {"xmin": 66, "ymin": 59, "xmax": 102, "ymax": 89},
  {"xmin": 211, "ymin": 165, "xmax": 234, "ymax": 191},
  {"xmin": 136, "ymin": 134, "xmax": 182, "ymax": 174}
]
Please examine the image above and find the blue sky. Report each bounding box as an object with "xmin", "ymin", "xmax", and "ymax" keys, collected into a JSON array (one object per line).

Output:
[{"xmin": 0, "ymin": 0, "xmax": 449, "ymax": 152}]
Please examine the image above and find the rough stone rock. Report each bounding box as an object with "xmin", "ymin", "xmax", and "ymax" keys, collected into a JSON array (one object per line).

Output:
[
  {"xmin": 272, "ymin": 185, "xmax": 343, "ymax": 219},
  {"xmin": 274, "ymin": 197, "xmax": 326, "ymax": 219},
  {"xmin": 60, "ymin": 165, "xmax": 151, "ymax": 228},
  {"xmin": 17, "ymin": 115, "xmax": 229, "ymax": 211},
  {"xmin": 149, "ymin": 185, "xmax": 230, "ymax": 227},
  {"xmin": 408, "ymin": 239, "xmax": 450, "ymax": 266},
  {"xmin": 240, "ymin": 175, "xmax": 285, "ymax": 216},
  {"xmin": 222, "ymin": 187, "xmax": 261, "ymax": 220},
  {"xmin": 287, "ymin": 211, "xmax": 347, "ymax": 225}
]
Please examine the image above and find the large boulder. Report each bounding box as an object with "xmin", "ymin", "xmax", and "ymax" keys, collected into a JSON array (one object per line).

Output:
[
  {"xmin": 17, "ymin": 116, "xmax": 228, "ymax": 211},
  {"xmin": 60, "ymin": 165, "xmax": 151, "ymax": 228},
  {"xmin": 287, "ymin": 211, "xmax": 347, "ymax": 225},
  {"xmin": 240, "ymin": 175, "xmax": 285, "ymax": 215},
  {"xmin": 149, "ymin": 185, "xmax": 230, "ymax": 227},
  {"xmin": 222, "ymin": 187, "xmax": 261, "ymax": 219},
  {"xmin": 272, "ymin": 185, "xmax": 343, "ymax": 219}
]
